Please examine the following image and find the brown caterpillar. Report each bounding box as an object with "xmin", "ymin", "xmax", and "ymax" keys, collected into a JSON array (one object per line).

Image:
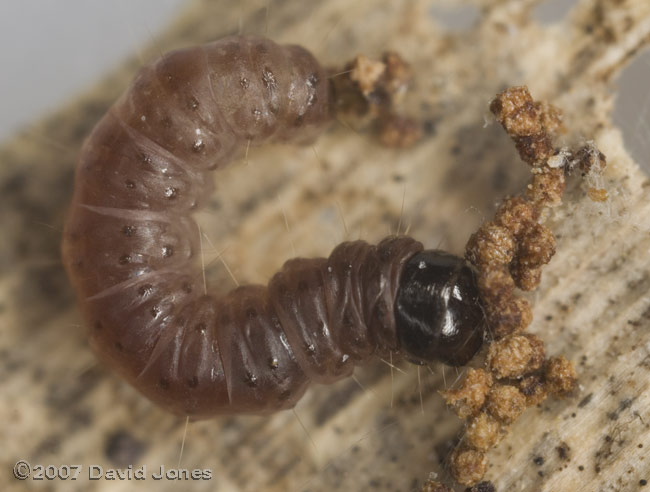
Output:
[{"xmin": 62, "ymin": 35, "xmax": 485, "ymax": 418}]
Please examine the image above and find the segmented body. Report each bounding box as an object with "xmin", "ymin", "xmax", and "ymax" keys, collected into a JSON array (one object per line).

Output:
[{"xmin": 63, "ymin": 36, "xmax": 484, "ymax": 418}]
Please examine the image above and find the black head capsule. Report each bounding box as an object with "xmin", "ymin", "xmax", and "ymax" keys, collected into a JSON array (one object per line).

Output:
[{"xmin": 394, "ymin": 250, "xmax": 485, "ymax": 366}]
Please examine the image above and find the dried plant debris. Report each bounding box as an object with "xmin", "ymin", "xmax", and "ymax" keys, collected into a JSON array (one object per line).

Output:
[
  {"xmin": 330, "ymin": 51, "xmax": 421, "ymax": 146},
  {"xmin": 441, "ymin": 86, "xmax": 606, "ymax": 486}
]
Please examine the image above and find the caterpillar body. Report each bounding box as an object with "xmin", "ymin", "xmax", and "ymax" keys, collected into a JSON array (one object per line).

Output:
[{"xmin": 62, "ymin": 35, "xmax": 485, "ymax": 418}]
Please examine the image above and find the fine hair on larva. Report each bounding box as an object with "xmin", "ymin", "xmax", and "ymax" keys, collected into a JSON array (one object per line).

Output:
[{"xmin": 62, "ymin": 35, "xmax": 485, "ymax": 418}]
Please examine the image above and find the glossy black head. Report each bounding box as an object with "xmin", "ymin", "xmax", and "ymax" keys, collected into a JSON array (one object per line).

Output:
[{"xmin": 394, "ymin": 250, "xmax": 485, "ymax": 366}]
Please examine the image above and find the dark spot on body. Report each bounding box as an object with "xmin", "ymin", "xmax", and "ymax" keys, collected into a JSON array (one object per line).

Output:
[
  {"xmin": 307, "ymin": 73, "xmax": 318, "ymax": 87},
  {"xmin": 262, "ymin": 67, "xmax": 277, "ymax": 90},
  {"xmin": 164, "ymin": 186, "xmax": 178, "ymax": 199},
  {"xmin": 375, "ymin": 300, "xmax": 387, "ymax": 320},
  {"xmin": 187, "ymin": 96, "xmax": 199, "ymax": 110},
  {"xmin": 192, "ymin": 139, "xmax": 205, "ymax": 152},
  {"xmin": 378, "ymin": 245, "xmax": 392, "ymax": 262},
  {"xmin": 138, "ymin": 284, "xmax": 153, "ymax": 296},
  {"xmin": 245, "ymin": 372, "xmax": 258, "ymax": 387}
]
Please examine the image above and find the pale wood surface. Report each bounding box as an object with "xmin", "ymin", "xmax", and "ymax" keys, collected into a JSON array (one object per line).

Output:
[{"xmin": 1, "ymin": 1, "xmax": 649, "ymax": 491}]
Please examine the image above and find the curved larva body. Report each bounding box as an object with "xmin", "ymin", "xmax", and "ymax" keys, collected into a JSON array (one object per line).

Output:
[{"xmin": 63, "ymin": 36, "xmax": 483, "ymax": 418}]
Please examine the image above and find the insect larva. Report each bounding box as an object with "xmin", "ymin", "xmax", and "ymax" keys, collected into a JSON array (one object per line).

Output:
[{"xmin": 62, "ymin": 35, "xmax": 485, "ymax": 418}]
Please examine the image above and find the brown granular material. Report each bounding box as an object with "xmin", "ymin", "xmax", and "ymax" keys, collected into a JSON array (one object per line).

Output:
[
  {"xmin": 441, "ymin": 368, "xmax": 493, "ymax": 419},
  {"xmin": 477, "ymin": 267, "xmax": 532, "ymax": 338},
  {"xmin": 489, "ymin": 86, "xmax": 562, "ymax": 166},
  {"xmin": 494, "ymin": 196, "xmax": 536, "ymax": 236},
  {"xmin": 450, "ymin": 447, "xmax": 489, "ymax": 486},
  {"xmin": 465, "ymin": 86, "xmax": 586, "ymax": 337},
  {"xmin": 487, "ymin": 334, "xmax": 545, "ymax": 379},
  {"xmin": 444, "ymin": 86, "xmax": 605, "ymax": 486},
  {"xmin": 513, "ymin": 297, "xmax": 534, "ymax": 329},
  {"xmin": 509, "ymin": 220, "xmax": 555, "ymax": 291},
  {"xmin": 545, "ymin": 356, "xmax": 578, "ymax": 396},
  {"xmin": 526, "ymin": 168, "xmax": 566, "ymax": 208},
  {"xmin": 466, "ymin": 225, "xmax": 516, "ymax": 268},
  {"xmin": 509, "ymin": 264, "xmax": 543, "ymax": 292},
  {"xmin": 477, "ymin": 267, "xmax": 515, "ymax": 300},
  {"xmin": 465, "ymin": 413, "xmax": 502, "ymax": 451},
  {"xmin": 485, "ymin": 385, "xmax": 527, "ymax": 424},
  {"xmin": 519, "ymin": 375, "xmax": 548, "ymax": 406},
  {"xmin": 514, "ymin": 222, "xmax": 556, "ymax": 269}
]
